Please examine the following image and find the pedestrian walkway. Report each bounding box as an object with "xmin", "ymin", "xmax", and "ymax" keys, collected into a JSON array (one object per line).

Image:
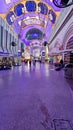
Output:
[{"xmin": 0, "ymin": 63, "xmax": 73, "ymax": 130}]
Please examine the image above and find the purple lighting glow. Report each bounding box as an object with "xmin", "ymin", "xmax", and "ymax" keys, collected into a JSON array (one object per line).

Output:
[{"xmin": 0, "ymin": 0, "xmax": 61, "ymax": 45}]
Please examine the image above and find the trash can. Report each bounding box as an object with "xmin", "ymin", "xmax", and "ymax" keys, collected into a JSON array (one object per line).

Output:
[{"xmin": 64, "ymin": 64, "xmax": 73, "ymax": 79}]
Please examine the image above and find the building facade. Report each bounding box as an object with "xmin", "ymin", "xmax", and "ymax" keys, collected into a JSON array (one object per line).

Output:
[{"xmin": 48, "ymin": 5, "xmax": 73, "ymax": 64}]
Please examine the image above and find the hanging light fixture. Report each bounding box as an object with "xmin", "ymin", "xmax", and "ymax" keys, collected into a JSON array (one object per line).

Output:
[{"xmin": 53, "ymin": 0, "xmax": 73, "ymax": 8}]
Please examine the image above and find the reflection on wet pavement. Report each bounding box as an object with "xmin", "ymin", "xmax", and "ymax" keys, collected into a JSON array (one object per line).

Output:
[{"xmin": 0, "ymin": 63, "xmax": 73, "ymax": 130}]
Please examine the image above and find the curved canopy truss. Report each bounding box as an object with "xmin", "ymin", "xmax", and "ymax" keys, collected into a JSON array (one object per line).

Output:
[
  {"xmin": 0, "ymin": 0, "xmax": 61, "ymax": 45},
  {"xmin": 53, "ymin": 0, "xmax": 73, "ymax": 8}
]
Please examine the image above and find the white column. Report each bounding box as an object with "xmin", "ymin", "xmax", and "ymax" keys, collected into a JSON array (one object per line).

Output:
[
  {"xmin": 16, "ymin": 34, "xmax": 18, "ymax": 55},
  {"xmin": 0, "ymin": 25, "xmax": 3, "ymax": 52},
  {"xmin": 10, "ymin": 29, "xmax": 14, "ymax": 55},
  {"xmin": 45, "ymin": 45, "xmax": 48, "ymax": 55},
  {"xmin": 3, "ymin": 29, "xmax": 8, "ymax": 53},
  {"xmin": 18, "ymin": 39, "xmax": 21, "ymax": 51},
  {"xmin": 14, "ymin": 37, "xmax": 16, "ymax": 55},
  {"xmin": 10, "ymin": 28, "xmax": 12, "ymax": 54},
  {"xmin": 15, "ymin": 39, "xmax": 18, "ymax": 55},
  {"xmin": 8, "ymin": 33, "xmax": 11, "ymax": 53},
  {"xmin": 7, "ymin": 32, "xmax": 11, "ymax": 53},
  {"xmin": 0, "ymin": 17, "xmax": 3, "ymax": 52},
  {"xmin": 10, "ymin": 35, "xmax": 13, "ymax": 54},
  {"xmin": 6, "ymin": 25, "xmax": 10, "ymax": 53},
  {"xmin": 15, "ymin": 38, "xmax": 17, "ymax": 55},
  {"xmin": 1, "ymin": 18, "xmax": 7, "ymax": 52},
  {"xmin": 12, "ymin": 36, "xmax": 14, "ymax": 55}
]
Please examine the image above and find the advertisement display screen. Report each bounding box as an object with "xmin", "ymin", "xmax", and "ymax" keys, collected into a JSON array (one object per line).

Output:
[{"xmin": 42, "ymin": 52, "xmax": 45, "ymax": 57}]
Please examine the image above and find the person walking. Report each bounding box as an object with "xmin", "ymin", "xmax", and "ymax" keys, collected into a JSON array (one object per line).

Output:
[
  {"xmin": 60, "ymin": 59, "xmax": 64, "ymax": 68},
  {"xmin": 29, "ymin": 60, "xmax": 31, "ymax": 67}
]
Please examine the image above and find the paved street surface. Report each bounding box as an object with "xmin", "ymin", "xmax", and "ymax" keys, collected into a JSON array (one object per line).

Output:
[{"xmin": 0, "ymin": 63, "xmax": 73, "ymax": 130}]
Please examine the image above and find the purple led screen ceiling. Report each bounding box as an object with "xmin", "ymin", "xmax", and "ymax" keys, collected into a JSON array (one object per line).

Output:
[{"xmin": 0, "ymin": 0, "xmax": 61, "ymax": 45}]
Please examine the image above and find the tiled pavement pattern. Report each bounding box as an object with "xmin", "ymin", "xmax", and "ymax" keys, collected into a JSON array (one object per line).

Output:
[
  {"xmin": 53, "ymin": 119, "xmax": 72, "ymax": 130},
  {"xmin": 0, "ymin": 63, "xmax": 73, "ymax": 130}
]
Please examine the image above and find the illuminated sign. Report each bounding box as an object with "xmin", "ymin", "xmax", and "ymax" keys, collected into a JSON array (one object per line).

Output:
[{"xmin": 42, "ymin": 51, "xmax": 45, "ymax": 57}]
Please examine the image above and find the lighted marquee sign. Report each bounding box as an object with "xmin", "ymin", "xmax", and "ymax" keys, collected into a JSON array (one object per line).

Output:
[{"xmin": 21, "ymin": 17, "xmax": 46, "ymax": 28}]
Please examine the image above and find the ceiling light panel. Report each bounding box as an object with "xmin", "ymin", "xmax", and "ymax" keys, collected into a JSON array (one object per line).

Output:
[
  {"xmin": 25, "ymin": 1, "xmax": 36, "ymax": 12},
  {"xmin": 14, "ymin": 4, "xmax": 24, "ymax": 16}
]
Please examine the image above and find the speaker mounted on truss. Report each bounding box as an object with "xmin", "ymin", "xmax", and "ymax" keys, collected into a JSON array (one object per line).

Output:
[
  {"xmin": 44, "ymin": 41, "xmax": 48, "ymax": 46},
  {"xmin": 11, "ymin": 41, "xmax": 17, "ymax": 46}
]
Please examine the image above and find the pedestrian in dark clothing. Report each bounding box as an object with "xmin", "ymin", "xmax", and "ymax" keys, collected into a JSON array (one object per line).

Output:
[
  {"xmin": 29, "ymin": 60, "xmax": 31, "ymax": 67},
  {"xmin": 60, "ymin": 59, "xmax": 63, "ymax": 64},
  {"xmin": 60, "ymin": 59, "xmax": 64, "ymax": 68},
  {"xmin": 33, "ymin": 60, "xmax": 36, "ymax": 67}
]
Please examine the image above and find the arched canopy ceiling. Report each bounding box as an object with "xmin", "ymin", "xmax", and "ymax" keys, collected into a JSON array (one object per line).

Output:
[
  {"xmin": 25, "ymin": 28, "xmax": 44, "ymax": 40},
  {"xmin": 0, "ymin": 0, "xmax": 61, "ymax": 46}
]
